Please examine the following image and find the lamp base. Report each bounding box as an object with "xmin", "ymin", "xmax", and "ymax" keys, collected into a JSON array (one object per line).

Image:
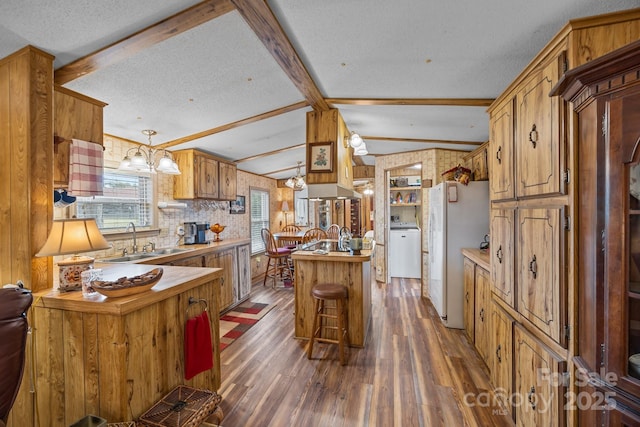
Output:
[{"xmin": 58, "ymin": 256, "xmax": 94, "ymax": 292}]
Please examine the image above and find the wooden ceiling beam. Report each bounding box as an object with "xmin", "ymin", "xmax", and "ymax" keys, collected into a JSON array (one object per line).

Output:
[
  {"xmin": 156, "ymin": 101, "xmax": 308, "ymax": 149},
  {"xmin": 235, "ymin": 143, "xmax": 305, "ymax": 163},
  {"xmin": 54, "ymin": 0, "xmax": 234, "ymax": 85},
  {"xmin": 231, "ymin": 0, "xmax": 329, "ymax": 111},
  {"xmin": 326, "ymin": 98, "xmax": 494, "ymax": 107},
  {"xmin": 363, "ymin": 136, "xmax": 484, "ymax": 146}
]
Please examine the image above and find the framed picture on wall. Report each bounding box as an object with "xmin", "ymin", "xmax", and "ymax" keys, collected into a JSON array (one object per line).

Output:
[
  {"xmin": 229, "ymin": 195, "xmax": 245, "ymax": 214},
  {"xmin": 307, "ymin": 142, "xmax": 334, "ymax": 172}
]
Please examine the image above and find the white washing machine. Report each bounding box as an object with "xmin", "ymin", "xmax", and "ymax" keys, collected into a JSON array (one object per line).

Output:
[{"xmin": 388, "ymin": 227, "xmax": 421, "ymax": 278}]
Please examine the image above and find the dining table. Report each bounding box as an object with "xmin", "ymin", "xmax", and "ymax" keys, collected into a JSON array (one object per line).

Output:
[{"xmin": 272, "ymin": 230, "xmax": 306, "ymax": 247}]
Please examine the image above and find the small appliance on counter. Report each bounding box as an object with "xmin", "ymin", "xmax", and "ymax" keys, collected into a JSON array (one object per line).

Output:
[
  {"xmin": 196, "ymin": 223, "xmax": 210, "ymax": 244},
  {"xmin": 184, "ymin": 222, "xmax": 197, "ymax": 245}
]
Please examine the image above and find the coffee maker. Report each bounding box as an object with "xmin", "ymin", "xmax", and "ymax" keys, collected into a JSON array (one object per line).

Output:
[
  {"xmin": 196, "ymin": 223, "xmax": 209, "ymax": 244},
  {"xmin": 183, "ymin": 222, "xmax": 197, "ymax": 245}
]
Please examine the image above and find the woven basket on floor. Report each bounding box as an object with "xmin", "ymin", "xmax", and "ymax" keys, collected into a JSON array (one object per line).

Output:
[{"xmin": 137, "ymin": 386, "xmax": 222, "ymax": 427}]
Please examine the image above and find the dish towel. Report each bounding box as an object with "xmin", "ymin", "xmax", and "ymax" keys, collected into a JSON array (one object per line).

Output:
[
  {"xmin": 184, "ymin": 311, "xmax": 214, "ymax": 380},
  {"xmin": 68, "ymin": 139, "xmax": 104, "ymax": 197}
]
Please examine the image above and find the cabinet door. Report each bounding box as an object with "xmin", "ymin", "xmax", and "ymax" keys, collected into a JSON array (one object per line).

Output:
[
  {"xmin": 489, "ymin": 98, "xmax": 515, "ymax": 201},
  {"xmin": 491, "ymin": 208, "xmax": 515, "ymax": 307},
  {"xmin": 170, "ymin": 255, "xmax": 203, "ymax": 267},
  {"xmin": 236, "ymin": 244, "xmax": 251, "ymax": 302},
  {"xmin": 205, "ymin": 250, "xmax": 235, "ymax": 310},
  {"xmin": 463, "ymin": 257, "xmax": 476, "ymax": 342},
  {"xmin": 474, "ymin": 266, "xmax": 491, "ymax": 364},
  {"xmin": 514, "ymin": 325, "xmax": 566, "ymax": 427},
  {"xmin": 196, "ymin": 156, "xmax": 219, "ymax": 199},
  {"xmin": 491, "ymin": 301, "xmax": 513, "ymax": 418},
  {"xmin": 516, "ymin": 54, "xmax": 565, "ymax": 198},
  {"xmin": 218, "ymin": 162, "xmax": 237, "ymax": 201},
  {"xmin": 517, "ymin": 207, "xmax": 567, "ymax": 345},
  {"xmin": 472, "ymin": 148, "xmax": 488, "ymax": 181}
]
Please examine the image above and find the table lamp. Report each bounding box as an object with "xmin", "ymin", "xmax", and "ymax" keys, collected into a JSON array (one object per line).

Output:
[
  {"xmin": 36, "ymin": 218, "xmax": 111, "ymax": 292},
  {"xmin": 282, "ymin": 201, "xmax": 290, "ymax": 227}
]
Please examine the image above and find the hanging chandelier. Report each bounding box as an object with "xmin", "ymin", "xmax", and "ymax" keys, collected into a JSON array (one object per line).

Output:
[
  {"xmin": 118, "ymin": 130, "xmax": 181, "ymax": 174},
  {"xmin": 285, "ymin": 161, "xmax": 306, "ymax": 190}
]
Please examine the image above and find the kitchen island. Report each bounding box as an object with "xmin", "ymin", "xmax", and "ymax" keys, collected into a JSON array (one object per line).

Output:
[
  {"xmin": 31, "ymin": 262, "xmax": 222, "ymax": 425},
  {"xmin": 291, "ymin": 241, "xmax": 375, "ymax": 347}
]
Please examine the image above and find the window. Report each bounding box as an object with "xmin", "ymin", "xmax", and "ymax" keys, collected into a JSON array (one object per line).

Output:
[
  {"xmin": 75, "ymin": 170, "xmax": 154, "ymax": 230},
  {"xmin": 250, "ymin": 188, "xmax": 270, "ymax": 254}
]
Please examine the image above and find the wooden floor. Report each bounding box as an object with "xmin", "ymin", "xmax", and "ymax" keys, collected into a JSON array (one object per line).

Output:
[{"xmin": 217, "ymin": 278, "xmax": 514, "ymax": 427}]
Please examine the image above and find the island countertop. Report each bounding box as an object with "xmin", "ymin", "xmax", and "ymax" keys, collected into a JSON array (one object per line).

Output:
[
  {"xmin": 35, "ymin": 262, "xmax": 223, "ymax": 316},
  {"xmin": 292, "ymin": 240, "xmax": 375, "ymax": 347}
]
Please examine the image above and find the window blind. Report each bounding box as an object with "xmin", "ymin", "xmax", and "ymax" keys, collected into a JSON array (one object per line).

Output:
[{"xmin": 250, "ymin": 189, "xmax": 270, "ymax": 255}]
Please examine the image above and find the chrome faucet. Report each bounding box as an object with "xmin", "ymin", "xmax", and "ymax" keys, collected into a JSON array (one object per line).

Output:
[{"xmin": 126, "ymin": 222, "xmax": 137, "ymax": 253}]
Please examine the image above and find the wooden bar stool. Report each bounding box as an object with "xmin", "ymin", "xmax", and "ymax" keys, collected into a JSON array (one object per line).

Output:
[{"xmin": 307, "ymin": 283, "xmax": 349, "ymax": 365}]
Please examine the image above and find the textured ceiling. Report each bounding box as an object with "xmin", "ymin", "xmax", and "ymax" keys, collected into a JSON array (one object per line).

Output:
[{"xmin": 0, "ymin": 0, "xmax": 638, "ymax": 179}]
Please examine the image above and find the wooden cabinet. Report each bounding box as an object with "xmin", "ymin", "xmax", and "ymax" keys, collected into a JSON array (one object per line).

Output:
[
  {"xmin": 53, "ymin": 85, "xmax": 106, "ymax": 188},
  {"xmin": 517, "ymin": 207, "xmax": 567, "ymax": 346},
  {"xmin": 173, "ymin": 149, "xmax": 237, "ymax": 200},
  {"xmin": 514, "ymin": 325, "xmax": 566, "ymax": 427},
  {"xmin": 474, "ymin": 265, "xmax": 491, "ymax": 365},
  {"xmin": 515, "ymin": 50, "xmax": 567, "ymax": 199},
  {"xmin": 489, "ymin": 98, "xmax": 515, "ymax": 201},
  {"xmin": 463, "ymin": 257, "xmax": 476, "ymax": 342},
  {"xmin": 170, "ymin": 255, "xmax": 204, "ymax": 268},
  {"xmin": 462, "ymin": 141, "xmax": 489, "ymax": 181},
  {"xmin": 236, "ymin": 243, "xmax": 252, "ymax": 303},
  {"xmin": 219, "ymin": 161, "xmax": 237, "ymax": 201},
  {"xmin": 197, "ymin": 156, "xmax": 219, "ymax": 199},
  {"xmin": 462, "ymin": 250, "xmax": 491, "ymax": 366},
  {"xmin": 555, "ymin": 39, "xmax": 640, "ymax": 423},
  {"xmin": 205, "ymin": 249, "xmax": 236, "ymax": 311},
  {"xmin": 491, "ymin": 301, "xmax": 514, "ymax": 418},
  {"xmin": 490, "ymin": 208, "xmax": 515, "ymax": 307}
]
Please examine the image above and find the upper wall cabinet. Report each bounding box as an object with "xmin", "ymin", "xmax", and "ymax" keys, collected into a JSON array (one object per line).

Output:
[
  {"xmin": 173, "ymin": 149, "xmax": 237, "ymax": 200},
  {"xmin": 53, "ymin": 85, "xmax": 106, "ymax": 188},
  {"xmin": 489, "ymin": 98, "xmax": 515, "ymax": 201},
  {"xmin": 515, "ymin": 49, "xmax": 567, "ymax": 199}
]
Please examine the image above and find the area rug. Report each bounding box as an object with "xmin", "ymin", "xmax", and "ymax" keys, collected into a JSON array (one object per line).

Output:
[{"xmin": 219, "ymin": 301, "xmax": 276, "ymax": 351}]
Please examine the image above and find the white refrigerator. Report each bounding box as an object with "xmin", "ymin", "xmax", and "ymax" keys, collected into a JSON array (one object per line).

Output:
[{"xmin": 428, "ymin": 181, "xmax": 489, "ymax": 328}]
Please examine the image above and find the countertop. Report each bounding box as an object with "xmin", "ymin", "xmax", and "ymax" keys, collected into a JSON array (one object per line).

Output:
[
  {"xmin": 291, "ymin": 240, "xmax": 376, "ymax": 263},
  {"xmin": 35, "ymin": 262, "xmax": 223, "ymax": 316},
  {"xmin": 100, "ymin": 238, "xmax": 251, "ymax": 265},
  {"xmin": 461, "ymin": 247, "xmax": 490, "ymax": 271}
]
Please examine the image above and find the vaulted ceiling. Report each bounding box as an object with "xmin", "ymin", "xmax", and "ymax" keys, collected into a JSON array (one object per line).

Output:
[{"xmin": 0, "ymin": 0, "xmax": 638, "ymax": 180}]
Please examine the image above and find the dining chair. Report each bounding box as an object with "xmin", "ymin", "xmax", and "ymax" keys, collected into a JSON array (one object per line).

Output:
[
  {"xmin": 326, "ymin": 224, "xmax": 340, "ymax": 240},
  {"xmin": 261, "ymin": 228, "xmax": 293, "ymax": 288},
  {"xmin": 303, "ymin": 227, "xmax": 328, "ymax": 244}
]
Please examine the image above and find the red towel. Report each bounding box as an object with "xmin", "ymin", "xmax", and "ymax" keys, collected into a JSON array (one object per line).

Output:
[
  {"xmin": 184, "ymin": 311, "xmax": 214, "ymax": 380},
  {"xmin": 69, "ymin": 139, "xmax": 104, "ymax": 197}
]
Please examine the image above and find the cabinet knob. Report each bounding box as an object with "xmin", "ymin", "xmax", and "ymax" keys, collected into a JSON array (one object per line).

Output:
[
  {"xmin": 207, "ymin": 174, "xmax": 211, "ymax": 183},
  {"xmin": 529, "ymin": 124, "xmax": 538, "ymax": 148},
  {"xmin": 496, "ymin": 146, "xmax": 502, "ymax": 164},
  {"xmin": 496, "ymin": 245, "xmax": 503, "ymax": 264},
  {"xmin": 528, "ymin": 386, "xmax": 536, "ymax": 410},
  {"xmin": 528, "ymin": 255, "xmax": 537, "ymax": 279},
  {"xmin": 496, "ymin": 344, "xmax": 502, "ymax": 363},
  {"xmin": 465, "ymin": 292, "xmax": 469, "ymax": 302}
]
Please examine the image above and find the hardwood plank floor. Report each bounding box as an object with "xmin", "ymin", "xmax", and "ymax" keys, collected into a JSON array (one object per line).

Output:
[{"xmin": 217, "ymin": 278, "xmax": 514, "ymax": 427}]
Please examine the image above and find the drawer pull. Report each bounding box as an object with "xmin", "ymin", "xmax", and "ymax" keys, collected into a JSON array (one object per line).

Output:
[
  {"xmin": 496, "ymin": 146, "xmax": 502, "ymax": 164},
  {"xmin": 528, "ymin": 386, "xmax": 536, "ymax": 410},
  {"xmin": 529, "ymin": 124, "xmax": 538, "ymax": 148},
  {"xmin": 496, "ymin": 245, "xmax": 503, "ymax": 264},
  {"xmin": 496, "ymin": 344, "xmax": 502, "ymax": 363},
  {"xmin": 479, "ymin": 308, "xmax": 485, "ymax": 322},
  {"xmin": 528, "ymin": 255, "xmax": 537, "ymax": 279}
]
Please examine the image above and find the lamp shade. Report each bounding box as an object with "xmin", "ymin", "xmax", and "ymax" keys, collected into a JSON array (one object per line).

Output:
[
  {"xmin": 282, "ymin": 201, "xmax": 290, "ymax": 212},
  {"xmin": 36, "ymin": 218, "xmax": 110, "ymax": 257}
]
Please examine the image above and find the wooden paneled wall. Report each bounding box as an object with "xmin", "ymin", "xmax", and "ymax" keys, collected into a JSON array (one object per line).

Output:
[
  {"xmin": 306, "ymin": 109, "xmax": 353, "ymax": 189},
  {"xmin": 0, "ymin": 45, "xmax": 54, "ymax": 427}
]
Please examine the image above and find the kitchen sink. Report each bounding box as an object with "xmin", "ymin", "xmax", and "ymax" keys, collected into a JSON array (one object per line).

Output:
[
  {"xmin": 149, "ymin": 248, "xmax": 189, "ymax": 255},
  {"xmin": 102, "ymin": 253, "xmax": 158, "ymax": 263}
]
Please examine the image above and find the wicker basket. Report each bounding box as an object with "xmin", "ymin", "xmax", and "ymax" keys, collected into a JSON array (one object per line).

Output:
[
  {"xmin": 137, "ymin": 386, "xmax": 222, "ymax": 427},
  {"xmin": 441, "ymin": 164, "xmax": 471, "ymax": 185}
]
